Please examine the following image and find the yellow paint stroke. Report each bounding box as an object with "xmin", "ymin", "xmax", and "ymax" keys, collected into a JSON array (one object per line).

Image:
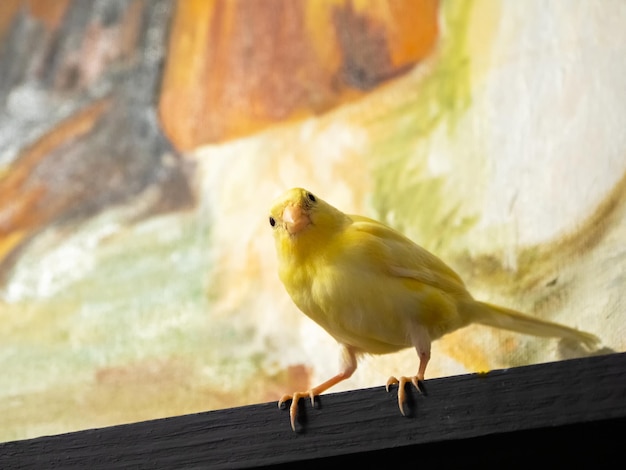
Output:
[
  {"xmin": 0, "ymin": 230, "xmax": 26, "ymax": 264},
  {"xmin": 365, "ymin": 1, "xmax": 482, "ymax": 253},
  {"xmin": 439, "ymin": 326, "xmax": 495, "ymax": 373},
  {"xmin": 466, "ymin": 0, "xmax": 501, "ymax": 86}
]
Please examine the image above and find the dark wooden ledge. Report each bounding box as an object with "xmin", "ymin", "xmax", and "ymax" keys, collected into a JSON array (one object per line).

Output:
[{"xmin": 2, "ymin": 352, "xmax": 625, "ymax": 469}]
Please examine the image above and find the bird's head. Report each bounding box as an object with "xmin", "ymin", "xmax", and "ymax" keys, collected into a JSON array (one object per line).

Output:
[{"xmin": 268, "ymin": 188, "xmax": 349, "ymax": 246}]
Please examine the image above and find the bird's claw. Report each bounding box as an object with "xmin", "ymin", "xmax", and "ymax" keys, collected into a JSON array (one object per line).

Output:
[
  {"xmin": 386, "ymin": 375, "xmax": 422, "ymax": 416},
  {"xmin": 278, "ymin": 390, "xmax": 316, "ymax": 431}
]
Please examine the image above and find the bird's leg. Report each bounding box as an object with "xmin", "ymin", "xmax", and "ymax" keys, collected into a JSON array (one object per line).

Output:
[
  {"xmin": 279, "ymin": 344, "xmax": 357, "ymax": 431},
  {"xmin": 386, "ymin": 325, "xmax": 431, "ymax": 415}
]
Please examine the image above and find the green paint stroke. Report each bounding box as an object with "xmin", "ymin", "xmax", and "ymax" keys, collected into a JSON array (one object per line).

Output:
[{"xmin": 366, "ymin": 1, "xmax": 477, "ymax": 254}]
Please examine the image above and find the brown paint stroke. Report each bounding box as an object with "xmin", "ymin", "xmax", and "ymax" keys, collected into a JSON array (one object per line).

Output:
[
  {"xmin": 521, "ymin": 166, "xmax": 626, "ymax": 283},
  {"xmin": 332, "ymin": 1, "xmax": 414, "ymax": 90},
  {"xmin": 0, "ymin": 98, "xmax": 112, "ymax": 236},
  {"xmin": 24, "ymin": 0, "xmax": 71, "ymax": 31},
  {"xmin": 54, "ymin": 0, "xmax": 145, "ymax": 91},
  {"xmin": 556, "ymin": 168, "xmax": 626, "ymax": 256},
  {"xmin": 462, "ymin": 167, "xmax": 626, "ymax": 295}
]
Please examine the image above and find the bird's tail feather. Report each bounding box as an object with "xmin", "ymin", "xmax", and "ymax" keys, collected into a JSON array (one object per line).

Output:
[{"xmin": 460, "ymin": 300, "xmax": 600, "ymax": 349}]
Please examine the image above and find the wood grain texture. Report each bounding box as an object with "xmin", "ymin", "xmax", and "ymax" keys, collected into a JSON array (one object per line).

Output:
[{"xmin": 1, "ymin": 352, "xmax": 624, "ymax": 469}]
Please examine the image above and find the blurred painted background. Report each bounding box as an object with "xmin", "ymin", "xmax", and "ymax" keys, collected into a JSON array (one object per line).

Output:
[{"xmin": 0, "ymin": 0, "xmax": 624, "ymax": 442}]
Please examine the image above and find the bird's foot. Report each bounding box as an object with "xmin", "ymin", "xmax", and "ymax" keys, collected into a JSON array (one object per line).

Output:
[
  {"xmin": 278, "ymin": 390, "xmax": 316, "ymax": 431},
  {"xmin": 386, "ymin": 375, "xmax": 423, "ymax": 416}
]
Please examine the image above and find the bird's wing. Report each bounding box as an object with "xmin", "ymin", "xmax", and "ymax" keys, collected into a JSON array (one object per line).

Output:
[{"xmin": 349, "ymin": 215, "xmax": 470, "ymax": 298}]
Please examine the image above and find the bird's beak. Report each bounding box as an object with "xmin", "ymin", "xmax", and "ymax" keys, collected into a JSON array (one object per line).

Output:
[{"xmin": 283, "ymin": 204, "xmax": 310, "ymax": 235}]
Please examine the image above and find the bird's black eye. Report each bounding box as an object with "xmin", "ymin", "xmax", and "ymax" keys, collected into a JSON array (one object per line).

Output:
[
  {"xmin": 269, "ymin": 216, "xmax": 276, "ymax": 227},
  {"xmin": 306, "ymin": 192, "xmax": 316, "ymax": 203}
]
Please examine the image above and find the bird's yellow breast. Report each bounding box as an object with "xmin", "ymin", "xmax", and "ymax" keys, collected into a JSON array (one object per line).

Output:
[{"xmin": 277, "ymin": 225, "xmax": 463, "ymax": 354}]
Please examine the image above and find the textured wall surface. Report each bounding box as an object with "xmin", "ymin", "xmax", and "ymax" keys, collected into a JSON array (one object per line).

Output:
[{"xmin": 0, "ymin": 0, "xmax": 623, "ymax": 442}]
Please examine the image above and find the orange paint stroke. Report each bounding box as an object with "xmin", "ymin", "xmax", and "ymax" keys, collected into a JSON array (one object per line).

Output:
[
  {"xmin": 0, "ymin": 98, "xmax": 112, "ymax": 262},
  {"xmin": 159, "ymin": 0, "xmax": 440, "ymax": 150}
]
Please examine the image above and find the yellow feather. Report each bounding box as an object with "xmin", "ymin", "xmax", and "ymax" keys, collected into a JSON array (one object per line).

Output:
[{"xmin": 269, "ymin": 187, "xmax": 600, "ymax": 429}]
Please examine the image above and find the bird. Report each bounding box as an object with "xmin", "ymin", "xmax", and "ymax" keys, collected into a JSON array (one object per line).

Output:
[{"xmin": 268, "ymin": 187, "xmax": 600, "ymax": 431}]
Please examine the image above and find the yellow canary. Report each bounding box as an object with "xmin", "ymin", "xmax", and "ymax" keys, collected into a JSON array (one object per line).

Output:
[{"xmin": 269, "ymin": 188, "xmax": 599, "ymax": 430}]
